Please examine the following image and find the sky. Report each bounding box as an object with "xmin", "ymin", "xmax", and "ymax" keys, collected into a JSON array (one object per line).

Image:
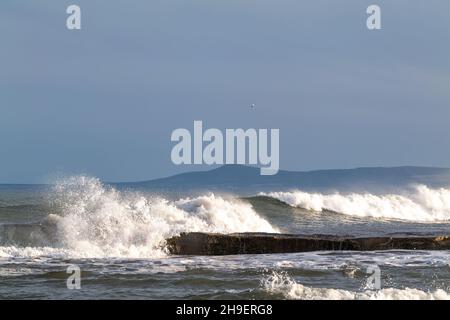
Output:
[{"xmin": 1, "ymin": 0, "xmax": 450, "ymax": 183}]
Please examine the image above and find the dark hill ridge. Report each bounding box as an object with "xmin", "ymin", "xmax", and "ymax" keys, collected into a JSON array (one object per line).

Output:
[{"xmin": 116, "ymin": 165, "xmax": 450, "ymax": 192}]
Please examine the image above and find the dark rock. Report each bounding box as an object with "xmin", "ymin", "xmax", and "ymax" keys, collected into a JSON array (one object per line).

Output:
[{"xmin": 166, "ymin": 232, "xmax": 450, "ymax": 255}]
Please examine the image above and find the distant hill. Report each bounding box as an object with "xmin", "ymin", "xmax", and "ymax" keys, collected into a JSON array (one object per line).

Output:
[{"xmin": 116, "ymin": 165, "xmax": 450, "ymax": 193}]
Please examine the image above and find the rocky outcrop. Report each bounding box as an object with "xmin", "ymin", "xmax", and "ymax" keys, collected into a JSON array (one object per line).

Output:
[{"xmin": 166, "ymin": 232, "xmax": 450, "ymax": 255}]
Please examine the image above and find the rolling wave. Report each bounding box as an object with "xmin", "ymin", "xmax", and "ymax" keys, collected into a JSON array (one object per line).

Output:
[{"xmin": 261, "ymin": 185, "xmax": 450, "ymax": 222}]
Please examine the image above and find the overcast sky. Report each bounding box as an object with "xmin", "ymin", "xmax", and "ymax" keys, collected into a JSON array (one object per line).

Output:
[{"xmin": 1, "ymin": 0, "xmax": 450, "ymax": 183}]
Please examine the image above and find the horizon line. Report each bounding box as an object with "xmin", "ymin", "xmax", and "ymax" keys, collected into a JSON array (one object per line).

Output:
[{"xmin": 1, "ymin": 164, "xmax": 449, "ymax": 186}]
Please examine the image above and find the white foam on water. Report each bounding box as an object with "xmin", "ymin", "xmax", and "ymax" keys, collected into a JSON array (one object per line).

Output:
[
  {"xmin": 262, "ymin": 272, "xmax": 450, "ymax": 300},
  {"xmin": 0, "ymin": 246, "xmax": 70, "ymax": 259},
  {"xmin": 262, "ymin": 185, "xmax": 450, "ymax": 222},
  {"xmin": 0, "ymin": 176, "xmax": 277, "ymax": 259}
]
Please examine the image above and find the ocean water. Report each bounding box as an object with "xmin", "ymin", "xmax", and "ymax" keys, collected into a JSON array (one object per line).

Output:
[{"xmin": 0, "ymin": 177, "xmax": 449, "ymax": 300}]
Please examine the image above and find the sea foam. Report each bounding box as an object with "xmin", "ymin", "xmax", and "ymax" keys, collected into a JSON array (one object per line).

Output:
[{"xmin": 262, "ymin": 272, "xmax": 450, "ymax": 300}]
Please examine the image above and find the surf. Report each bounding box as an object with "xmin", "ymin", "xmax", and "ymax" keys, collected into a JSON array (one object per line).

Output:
[
  {"xmin": 261, "ymin": 185, "xmax": 450, "ymax": 222},
  {"xmin": 0, "ymin": 175, "xmax": 278, "ymax": 259}
]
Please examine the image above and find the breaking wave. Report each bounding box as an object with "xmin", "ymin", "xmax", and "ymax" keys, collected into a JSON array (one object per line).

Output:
[
  {"xmin": 0, "ymin": 176, "xmax": 278, "ymax": 259},
  {"xmin": 262, "ymin": 272, "xmax": 450, "ymax": 300},
  {"xmin": 261, "ymin": 185, "xmax": 450, "ymax": 222}
]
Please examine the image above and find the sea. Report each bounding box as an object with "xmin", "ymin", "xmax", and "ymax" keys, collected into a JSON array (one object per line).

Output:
[{"xmin": 0, "ymin": 176, "xmax": 449, "ymax": 299}]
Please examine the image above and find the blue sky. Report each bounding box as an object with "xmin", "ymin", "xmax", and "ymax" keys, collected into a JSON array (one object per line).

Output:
[{"xmin": 1, "ymin": 0, "xmax": 450, "ymax": 183}]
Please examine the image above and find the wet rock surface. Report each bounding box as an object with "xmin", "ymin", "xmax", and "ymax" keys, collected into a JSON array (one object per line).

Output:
[{"xmin": 166, "ymin": 232, "xmax": 450, "ymax": 255}]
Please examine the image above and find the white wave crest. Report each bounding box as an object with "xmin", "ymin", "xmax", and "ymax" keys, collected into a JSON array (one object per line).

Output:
[
  {"xmin": 261, "ymin": 185, "xmax": 450, "ymax": 222},
  {"xmin": 262, "ymin": 272, "xmax": 450, "ymax": 300},
  {"xmin": 0, "ymin": 176, "xmax": 277, "ymax": 259}
]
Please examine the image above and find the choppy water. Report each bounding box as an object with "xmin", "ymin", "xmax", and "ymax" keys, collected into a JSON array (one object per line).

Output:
[{"xmin": 0, "ymin": 178, "xmax": 449, "ymax": 299}]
